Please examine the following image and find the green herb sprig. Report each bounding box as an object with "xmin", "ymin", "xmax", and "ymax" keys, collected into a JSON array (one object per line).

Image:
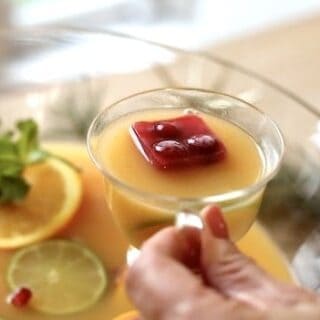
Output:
[{"xmin": 0, "ymin": 119, "xmax": 78, "ymax": 204}]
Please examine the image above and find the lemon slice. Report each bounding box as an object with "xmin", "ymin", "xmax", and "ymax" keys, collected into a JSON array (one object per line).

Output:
[
  {"xmin": 113, "ymin": 311, "xmax": 140, "ymax": 320},
  {"xmin": 7, "ymin": 240, "xmax": 107, "ymax": 315},
  {"xmin": 0, "ymin": 158, "xmax": 82, "ymax": 249}
]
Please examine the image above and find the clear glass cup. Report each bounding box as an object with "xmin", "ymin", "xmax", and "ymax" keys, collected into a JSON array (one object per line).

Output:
[{"xmin": 87, "ymin": 88, "xmax": 284, "ymax": 252}]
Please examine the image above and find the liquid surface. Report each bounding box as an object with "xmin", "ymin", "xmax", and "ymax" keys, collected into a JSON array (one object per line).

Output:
[
  {"xmin": 99, "ymin": 109, "xmax": 263, "ymax": 197},
  {"xmin": 0, "ymin": 144, "xmax": 294, "ymax": 320}
]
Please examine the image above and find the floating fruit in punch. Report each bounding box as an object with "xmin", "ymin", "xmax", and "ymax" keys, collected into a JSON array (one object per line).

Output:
[
  {"xmin": 130, "ymin": 114, "xmax": 227, "ymax": 169},
  {"xmin": 154, "ymin": 121, "xmax": 179, "ymax": 138},
  {"xmin": 0, "ymin": 158, "xmax": 82, "ymax": 249},
  {"xmin": 7, "ymin": 240, "xmax": 107, "ymax": 315},
  {"xmin": 0, "ymin": 120, "xmax": 82, "ymax": 249},
  {"xmin": 6, "ymin": 287, "xmax": 32, "ymax": 308}
]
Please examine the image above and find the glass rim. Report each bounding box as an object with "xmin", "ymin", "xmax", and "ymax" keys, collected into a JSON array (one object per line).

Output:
[{"xmin": 87, "ymin": 87, "xmax": 285, "ymax": 206}]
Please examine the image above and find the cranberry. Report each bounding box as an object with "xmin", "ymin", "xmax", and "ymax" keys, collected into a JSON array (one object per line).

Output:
[
  {"xmin": 154, "ymin": 122, "xmax": 179, "ymax": 138},
  {"xmin": 187, "ymin": 134, "xmax": 217, "ymax": 153},
  {"xmin": 131, "ymin": 114, "xmax": 227, "ymax": 169},
  {"xmin": 154, "ymin": 140, "xmax": 187, "ymax": 158},
  {"xmin": 7, "ymin": 287, "xmax": 32, "ymax": 307}
]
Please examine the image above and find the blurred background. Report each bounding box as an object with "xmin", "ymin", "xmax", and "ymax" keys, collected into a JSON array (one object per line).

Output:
[
  {"xmin": 2, "ymin": 0, "xmax": 320, "ymax": 49},
  {"xmin": 1, "ymin": 0, "xmax": 320, "ymax": 106}
]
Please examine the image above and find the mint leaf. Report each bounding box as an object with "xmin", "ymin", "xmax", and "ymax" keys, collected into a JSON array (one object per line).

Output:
[
  {"xmin": 26, "ymin": 149, "xmax": 48, "ymax": 164},
  {"xmin": 0, "ymin": 161, "xmax": 23, "ymax": 177},
  {"xmin": 0, "ymin": 119, "xmax": 79, "ymax": 204},
  {"xmin": 0, "ymin": 119, "xmax": 44, "ymax": 204},
  {"xmin": 0, "ymin": 176, "xmax": 29, "ymax": 204},
  {"xmin": 0, "ymin": 138, "xmax": 18, "ymax": 161},
  {"xmin": 16, "ymin": 119, "xmax": 39, "ymax": 163}
]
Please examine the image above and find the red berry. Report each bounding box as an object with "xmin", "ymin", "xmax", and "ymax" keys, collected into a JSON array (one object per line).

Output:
[
  {"xmin": 154, "ymin": 140, "xmax": 187, "ymax": 158},
  {"xmin": 187, "ymin": 134, "xmax": 217, "ymax": 153},
  {"xmin": 7, "ymin": 287, "xmax": 32, "ymax": 307},
  {"xmin": 154, "ymin": 122, "xmax": 179, "ymax": 138}
]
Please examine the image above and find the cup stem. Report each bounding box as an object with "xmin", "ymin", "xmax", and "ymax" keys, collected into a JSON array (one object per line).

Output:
[
  {"xmin": 126, "ymin": 245, "xmax": 141, "ymax": 266},
  {"xmin": 175, "ymin": 211, "xmax": 203, "ymax": 229},
  {"xmin": 126, "ymin": 212, "xmax": 203, "ymax": 266}
]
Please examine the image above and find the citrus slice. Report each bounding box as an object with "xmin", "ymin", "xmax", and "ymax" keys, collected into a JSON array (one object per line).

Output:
[
  {"xmin": 7, "ymin": 240, "xmax": 107, "ymax": 315},
  {"xmin": 113, "ymin": 310, "xmax": 140, "ymax": 320},
  {"xmin": 0, "ymin": 158, "xmax": 82, "ymax": 249}
]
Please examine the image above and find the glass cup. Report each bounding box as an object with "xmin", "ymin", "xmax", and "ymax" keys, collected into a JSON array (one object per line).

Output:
[{"xmin": 87, "ymin": 88, "xmax": 284, "ymax": 255}]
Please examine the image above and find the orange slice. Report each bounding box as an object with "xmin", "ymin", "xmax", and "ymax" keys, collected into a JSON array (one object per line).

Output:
[
  {"xmin": 113, "ymin": 310, "xmax": 140, "ymax": 320},
  {"xmin": 0, "ymin": 158, "xmax": 82, "ymax": 249}
]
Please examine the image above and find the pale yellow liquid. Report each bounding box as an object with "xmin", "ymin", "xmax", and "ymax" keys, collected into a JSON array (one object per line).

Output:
[
  {"xmin": 0, "ymin": 145, "xmax": 294, "ymax": 320},
  {"xmin": 97, "ymin": 109, "xmax": 264, "ymax": 245}
]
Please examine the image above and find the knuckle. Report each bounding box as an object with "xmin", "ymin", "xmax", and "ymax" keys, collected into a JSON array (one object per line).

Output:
[{"xmin": 214, "ymin": 251, "xmax": 256, "ymax": 279}]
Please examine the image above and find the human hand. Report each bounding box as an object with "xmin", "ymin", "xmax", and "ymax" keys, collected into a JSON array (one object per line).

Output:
[{"xmin": 126, "ymin": 206, "xmax": 320, "ymax": 319}]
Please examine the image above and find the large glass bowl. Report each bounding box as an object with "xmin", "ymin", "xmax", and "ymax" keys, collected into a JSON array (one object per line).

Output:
[{"xmin": 1, "ymin": 26, "xmax": 319, "ymax": 289}]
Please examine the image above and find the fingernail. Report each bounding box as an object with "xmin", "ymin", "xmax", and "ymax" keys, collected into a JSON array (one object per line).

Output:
[{"xmin": 203, "ymin": 206, "xmax": 229, "ymax": 239}]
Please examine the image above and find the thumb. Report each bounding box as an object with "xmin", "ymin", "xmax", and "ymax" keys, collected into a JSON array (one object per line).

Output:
[{"xmin": 200, "ymin": 206, "xmax": 319, "ymax": 310}]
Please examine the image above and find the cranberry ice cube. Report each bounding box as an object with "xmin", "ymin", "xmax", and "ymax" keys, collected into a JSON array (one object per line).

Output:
[{"xmin": 130, "ymin": 114, "xmax": 226, "ymax": 169}]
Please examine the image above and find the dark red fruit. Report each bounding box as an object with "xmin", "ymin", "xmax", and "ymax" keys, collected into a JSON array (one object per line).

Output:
[
  {"xmin": 154, "ymin": 140, "xmax": 188, "ymax": 158},
  {"xmin": 154, "ymin": 122, "xmax": 179, "ymax": 138},
  {"xmin": 7, "ymin": 287, "xmax": 32, "ymax": 307},
  {"xmin": 130, "ymin": 114, "xmax": 227, "ymax": 169},
  {"xmin": 187, "ymin": 134, "xmax": 217, "ymax": 153}
]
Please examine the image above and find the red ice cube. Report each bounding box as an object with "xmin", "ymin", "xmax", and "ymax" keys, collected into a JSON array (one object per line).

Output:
[{"xmin": 130, "ymin": 114, "xmax": 226, "ymax": 170}]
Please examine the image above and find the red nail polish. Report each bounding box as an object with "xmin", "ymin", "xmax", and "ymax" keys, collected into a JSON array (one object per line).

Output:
[{"xmin": 205, "ymin": 206, "xmax": 229, "ymax": 239}]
